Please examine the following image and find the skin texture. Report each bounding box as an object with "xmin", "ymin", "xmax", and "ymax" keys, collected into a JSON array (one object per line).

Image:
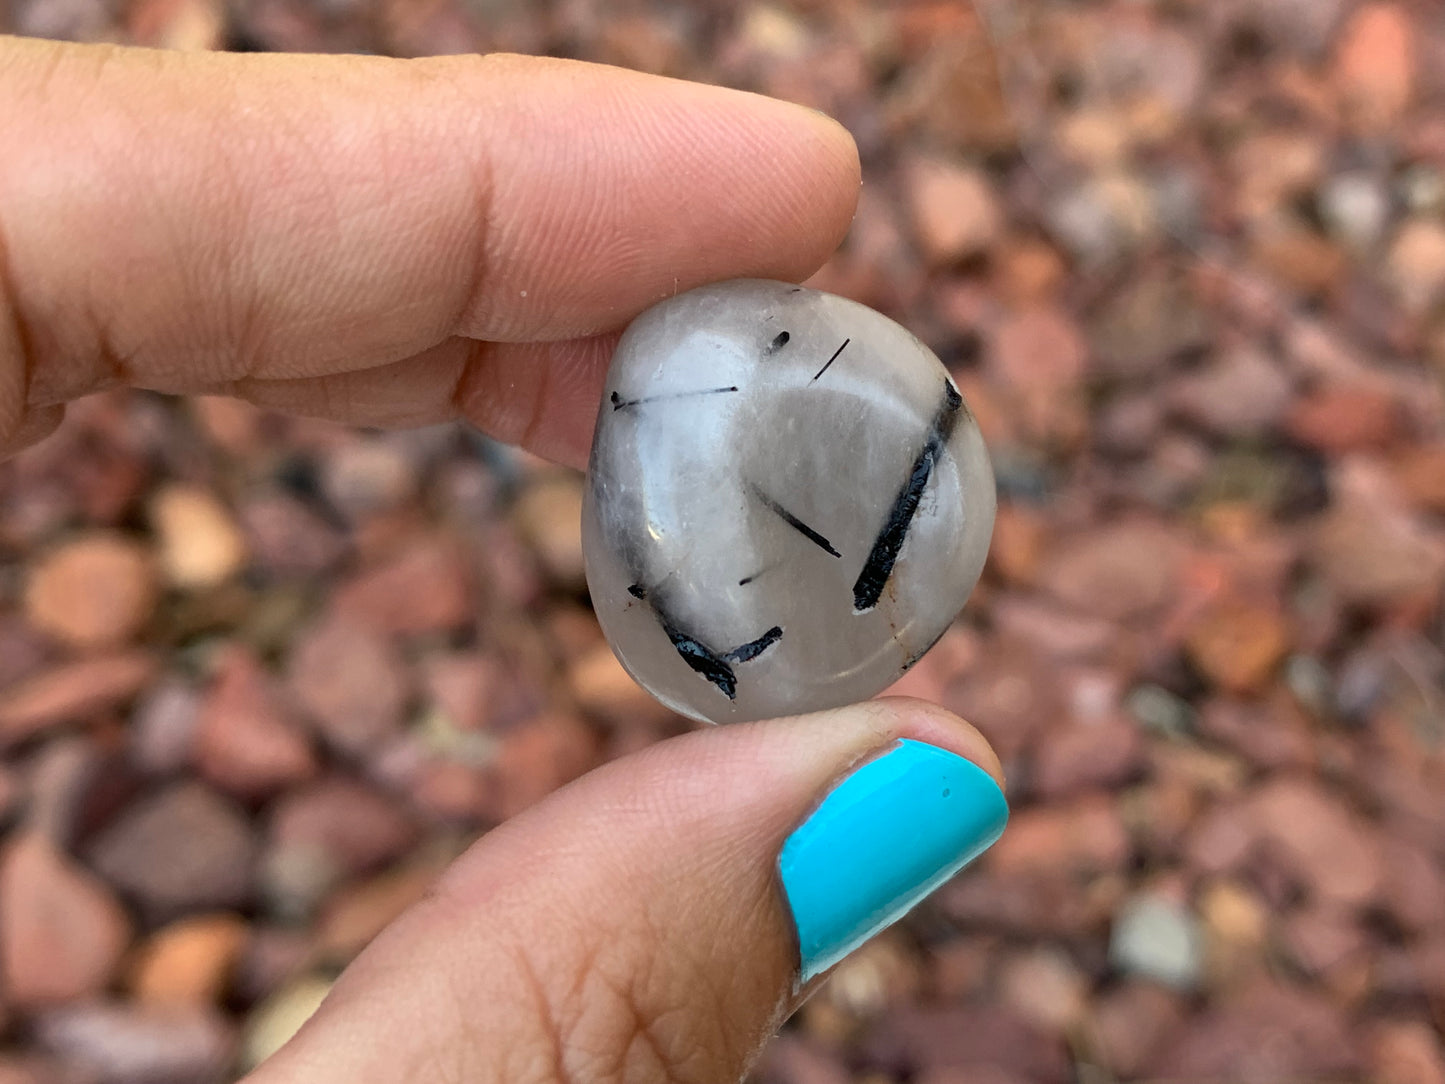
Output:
[
  {"xmin": 0, "ymin": 37, "xmax": 860, "ymax": 463},
  {"xmin": 1, "ymin": 37, "xmax": 1007, "ymax": 1083}
]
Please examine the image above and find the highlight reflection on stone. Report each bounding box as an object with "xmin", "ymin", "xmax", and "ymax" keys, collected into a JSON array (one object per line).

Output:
[{"xmin": 583, "ymin": 279, "xmax": 996, "ymax": 724}]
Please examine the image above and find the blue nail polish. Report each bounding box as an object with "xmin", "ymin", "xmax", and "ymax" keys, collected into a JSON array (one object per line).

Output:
[{"xmin": 779, "ymin": 739, "xmax": 1008, "ymax": 981}]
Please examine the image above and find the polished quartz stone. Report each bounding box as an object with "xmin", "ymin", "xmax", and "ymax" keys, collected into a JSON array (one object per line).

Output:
[{"xmin": 582, "ymin": 279, "xmax": 996, "ymax": 724}]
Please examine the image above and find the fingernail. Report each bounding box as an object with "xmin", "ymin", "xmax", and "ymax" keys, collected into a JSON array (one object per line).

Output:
[{"xmin": 779, "ymin": 739, "xmax": 1008, "ymax": 981}]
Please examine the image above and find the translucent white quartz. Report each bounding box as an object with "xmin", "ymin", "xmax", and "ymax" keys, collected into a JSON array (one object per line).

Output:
[{"xmin": 582, "ymin": 279, "xmax": 996, "ymax": 724}]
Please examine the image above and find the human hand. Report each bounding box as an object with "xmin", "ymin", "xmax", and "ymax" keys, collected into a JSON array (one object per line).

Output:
[
  {"xmin": 0, "ymin": 36, "xmax": 860, "ymax": 466},
  {"xmin": 1, "ymin": 37, "xmax": 1010, "ymax": 1083}
]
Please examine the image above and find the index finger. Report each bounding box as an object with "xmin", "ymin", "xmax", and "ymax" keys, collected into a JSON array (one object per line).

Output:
[{"xmin": 0, "ymin": 39, "xmax": 860, "ymax": 428}]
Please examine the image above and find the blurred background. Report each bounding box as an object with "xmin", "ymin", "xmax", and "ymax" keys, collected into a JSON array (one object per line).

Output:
[{"xmin": 2, "ymin": 0, "xmax": 1445, "ymax": 1081}]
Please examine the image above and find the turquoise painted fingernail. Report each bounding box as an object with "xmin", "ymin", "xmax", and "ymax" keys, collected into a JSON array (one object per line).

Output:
[{"xmin": 779, "ymin": 739, "xmax": 1008, "ymax": 981}]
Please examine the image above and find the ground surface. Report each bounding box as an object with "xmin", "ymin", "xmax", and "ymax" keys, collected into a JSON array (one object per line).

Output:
[{"xmin": 2, "ymin": 1, "xmax": 1445, "ymax": 1081}]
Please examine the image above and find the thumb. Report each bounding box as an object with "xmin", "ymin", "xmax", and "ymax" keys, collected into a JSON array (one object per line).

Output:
[{"xmin": 244, "ymin": 697, "xmax": 1008, "ymax": 1084}]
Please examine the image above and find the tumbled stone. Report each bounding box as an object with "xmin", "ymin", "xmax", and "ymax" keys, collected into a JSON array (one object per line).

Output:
[{"xmin": 583, "ymin": 280, "xmax": 995, "ymax": 723}]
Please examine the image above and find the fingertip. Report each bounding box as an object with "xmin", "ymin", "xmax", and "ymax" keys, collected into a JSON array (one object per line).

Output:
[
  {"xmin": 757, "ymin": 92, "xmax": 863, "ymax": 202},
  {"xmin": 855, "ymin": 695, "xmax": 1008, "ymax": 792},
  {"xmin": 719, "ymin": 91, "xmax": 862, "ymax": 280},
  {"xmin": 451, "ymin": 58, "xmax": 865, "ymax": 340},
  {"xmin": 802, "ymin": 105, "xmax": 864, "ymax": 215},
  {"xmin": 777, "ymin": 701, "xmax": 1008, "ymax": 983},
  {"xmin": 246, "ymin": 688, "xmax": 1004, "ymax": 1083},
  {"xmin": 795, "ymin": 112, "xmax": 863, "ymax": 273}
]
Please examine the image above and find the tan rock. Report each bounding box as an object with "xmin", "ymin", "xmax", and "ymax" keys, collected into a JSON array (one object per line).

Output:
[
  {"xmin": 1184, "ymin": 599, "xmax": 1291, "ymax": 694},
  {"xmin": 1200, "ymin": 880, "xmax": 1268, "ymax": 949},
  {"xmin": 1394, "ymin": 444, "xmax": 1445, "ymax": 513},
  {"xmin": 126, "ymin": 0, "xmax": 225, "ymax": 51},
  {"xmin": 1200, "ymin": 880, "xmax": 1269, "ymax": 987},
  {"xmin": 24, "ymin": 533, "xmax": 156, "ymax": 650},
  {"xmin": 241, "ymin": 975, "xmax": 333, "ymax": 1070},
  {"xmin": 995, "ymin": 237, "xmax": 1065, "ymax": 305},
  {"xmin": 997, "ymin": 949, "xmax": 1088, "ymax": 1034},
  {"xmin": 989, "ymin": 794, "xmax": 1131, "ymax": 877},
  {"xmin": 149, "ymin": 485, "xmax": 248, "ymax": 589},
  {"xmin": 1334, "ymin": 3, "xmax": 1416, "ymax": 131},
  {"xmin": 512, "ymin": 474, "xmax": 586, "ymax": 589},
  {"xmin": 0, "ymin": 832, "xmax": 131, "ymax": 1008},
  {"xmin": 315, "ymin": 865, "xmax": 442, "ymax": 963},
  {"xmin": 1232, "ymin": 131, "xmax": 1325, "ymax": 221},
  {"xmin": 1250, "ymin": 219, "xmax": 1346, "ymax": 296},
  {"xmin": 902, "ymin": 155, "xmax": 1001, "ymax": 265},
  {"xmin": 130, "ymin": 914, "xmax": 249, "ymax": 1007},
  {"xmin": 1388, "ymin": 219, "xmax": 1445, "ymax": 315},
  {"xmin": 567, "ymin": 644, "xmax": 667, "ymax": 727}
]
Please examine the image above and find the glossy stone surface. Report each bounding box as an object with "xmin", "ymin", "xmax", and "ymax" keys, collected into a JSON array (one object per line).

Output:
[{"xmin": 582, "ymin": 279, "xmax": 996, "ymax": 723}]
